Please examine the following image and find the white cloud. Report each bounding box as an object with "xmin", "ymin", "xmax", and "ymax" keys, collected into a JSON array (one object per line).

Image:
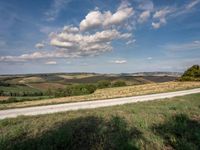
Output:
[
  {"xmin": 45, "ymin": 61, "xmax": 57, "ymax": 65},
  {"xmin": 138, "ymin": 10, "xmax": 150, "ymax": 23},
  {"xmin": 0, "ymin": 2, "xmax": 134, "ymax": 63},
  {"xmin": 111, "ymin": 60, "xmax": 127, "ymax": 64},
  {"xmin": 153, "ymin": 8, "xmax": 172, "ymax": 19},
  {"xmin": 152, "ymin": 18, "xmax": 166, "ymax": 29},
  {"xmin": 138, "ymin": 0, "xmax": 154, "ymax": 11},
  {"xmin": 35, "ymin": 43, "xmax": 45, "ymax": 49},
  {"xmin": 186, "ymin": 0, "xmax": 200, "ymax": 10},
  {"xmin": 152, "ymin": 7, "xmax": 173, "ymax": 29},
  {"xmin": 49, "ymin": 26, "xmax": 132, "ymax": 57},
  {"xmin": 126, "ymin": 39, "xmax": 136, "ymax": 45},
  {"xmin": 152, "ymin": 0, "xmax": 200, "ymax": 29},
  {"xmin": 163, "ymin": 40, "xmax": 200, "ymax": 51},
  {"xmin": 80, "ymin": 1, "xmax": 134, "ymax": 31},
  {"xmin": 45, "ymin": 0, "xmax": 71, "ymax": 21}
]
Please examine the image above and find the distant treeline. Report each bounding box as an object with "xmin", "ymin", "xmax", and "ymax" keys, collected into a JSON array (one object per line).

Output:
[{"xmin": 0, "ymin": 80, "xmax": 127, "ymax": 98}]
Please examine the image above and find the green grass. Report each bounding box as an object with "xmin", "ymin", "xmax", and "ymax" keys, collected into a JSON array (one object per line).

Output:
[
  {"xmin": 0, "ymin": 94, "xmax": 200, "ymax": 149},
  {"xmin": 0, "ymin": 96, "xmax": 54, "ymax": 104},
  {"xmin": 0, "ymin": 85, "xmax": 40, "ymax": 93}
]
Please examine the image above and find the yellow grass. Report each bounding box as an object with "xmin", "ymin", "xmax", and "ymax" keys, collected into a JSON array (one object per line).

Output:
[
  {"xmin": 19, "ymin": 77, "xmax": 45, "ymax": 83},
  {"xmin": 1, "ymin": 81, "xmax": 200, "ymax": 110},
  {"xmin": 58, "ymin": 74, "xmax": 96, "ymax": 79}
]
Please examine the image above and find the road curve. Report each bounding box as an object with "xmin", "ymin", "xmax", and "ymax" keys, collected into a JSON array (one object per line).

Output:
[{"xmin": 0, "ymin": 88, "xmax": 200, "ymax": 120}]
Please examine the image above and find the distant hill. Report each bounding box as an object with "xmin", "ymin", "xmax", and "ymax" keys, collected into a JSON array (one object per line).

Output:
[{"xmin": 121, "ymin": 72, "xmax": 182, "ymax": 77}]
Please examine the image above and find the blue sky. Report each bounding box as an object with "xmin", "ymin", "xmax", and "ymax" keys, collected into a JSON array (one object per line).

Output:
[{"xmin": 0, "ymin": 0, "xmax": 200, "ymax": 74}]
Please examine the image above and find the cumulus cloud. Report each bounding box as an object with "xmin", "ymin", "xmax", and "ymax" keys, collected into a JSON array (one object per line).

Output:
[
  {"xmin": 50, "ymin": 26, "xmax": 132, "ymax": 57},
  {"xmin": 45, "ymin": 61, "xmax": 57, "ymax": 65},
  {"xmin": 0, "ymin": 2, "xmax": 135, "ymax": 63},
  {"xmin": 35, "ymin": 43, "xmax": 45, "ymax": 49},
  {"xmin": 111, "ymin": 60, "xmax": 127, "ymax": 64},
  {"xmin": 79, "ymin": 1, "xmax": 134, "ymax": 31},
  {"xmin": 138, "ymin": 10, "xmax": 150, "ymax": 23}
]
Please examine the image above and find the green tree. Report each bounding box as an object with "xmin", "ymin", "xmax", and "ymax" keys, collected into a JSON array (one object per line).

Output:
[{"xmin": 181, "ymin": 65, "xmax": 200, "ymax": 81}]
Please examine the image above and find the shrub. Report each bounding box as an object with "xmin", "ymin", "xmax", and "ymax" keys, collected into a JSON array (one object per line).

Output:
[
  {"xmin": 54, "ymin": 84, "xmax": 97, "ymax": 97},
  {"xmin": 112, "ymin": 80, "xmax": 127, "ymax": 87},
  {"xmin": 97, "ymin": 80, "xmax": 111, "ymax": 89}
]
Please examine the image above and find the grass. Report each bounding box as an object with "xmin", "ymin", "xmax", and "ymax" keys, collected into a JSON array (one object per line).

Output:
[
  {"xmin": 0, "ymin": 96, "xmax": 54, "ymax": 104},
  {"xmin": 0, "ymin": 93, "xmax": 200, "ymax": 149},
  {"xmin": 0, "ymin": 81, "xmax": 200, "ymax": 110},
  {"xmin": 58, "ymin": 74, "xmax": 96, "ymax": 79},
  {"xmin": 28, "ymin": 82, "xmax": 66, "ymax": 90},
  {"xmin": 0, "ymin": 85, "xmax": 41, "ymax": 93},
  {"xmin": 19, "ymin": 77, "xmax": 45, "ymax": 83}
]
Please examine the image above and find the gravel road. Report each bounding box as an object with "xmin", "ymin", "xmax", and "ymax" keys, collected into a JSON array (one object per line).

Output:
[{"xmin": 0, "ymin": 88, "xmax": 200, "ymax": 119}]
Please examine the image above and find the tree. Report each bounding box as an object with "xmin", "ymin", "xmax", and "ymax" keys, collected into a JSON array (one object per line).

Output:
[{"xmin": 180, "ymin": 65, "xmax": 200, "ymax": 81}]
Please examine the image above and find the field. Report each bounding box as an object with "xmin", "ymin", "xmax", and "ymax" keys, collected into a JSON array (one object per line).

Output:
[
  {"xmin": 1, "ymin": 81, "xmax": 200, "ymax": 110},
  {"xmin": 0, "ymin": 72, "xmax": 179, "ymax": 104},
  {"xmin": 0, "ymin": 93, "xmax": 200, "ymax": 149}
]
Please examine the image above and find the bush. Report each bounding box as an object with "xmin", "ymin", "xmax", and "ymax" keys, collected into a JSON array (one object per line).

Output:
[
  {"xmin": 180, "ymin": 65, "xmax": 200, "ymax": 81},
  {"xmin": 54, "ymin": 84, "xmax": 97, "ymax": 97},
  {"xmin": 112, "ymin": 80, "xmax": 127, "ymax": 87},
  {"xmin": 6, "ymin": 97, "xmax": 18, "ymax": 103},
  {"xmin": 97, "ymin": 80, "xmax": 111, "ymax": 89}
]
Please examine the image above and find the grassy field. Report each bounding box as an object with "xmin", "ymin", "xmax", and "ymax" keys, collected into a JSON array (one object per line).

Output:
[
  {"xmin": 0, "ymin": 85, "xmax": 41, "ymax": 93},
  {"xmin": 1, "ymin": 81, "xmax": 200, "ymax": 110},
  {"xmin": 0, "ymin": 93, "xmax": 200, "ymax": 149}
]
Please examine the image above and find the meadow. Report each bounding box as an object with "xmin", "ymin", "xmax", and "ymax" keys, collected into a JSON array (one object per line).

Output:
[
  {"xmin": 0, "ymin": 93, "xmax": 200, "ymax": 149},
  {"xmin": 0, "ymin": 73, "xmax": 178, "ymax": 103},
  {"xmin": 0, "ymin": 81, "xmax": 200, "ymax": 110}
]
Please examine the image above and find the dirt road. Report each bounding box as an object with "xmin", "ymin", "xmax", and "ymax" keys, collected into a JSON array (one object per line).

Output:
[{"xmin": 0, "ymin": 88, "xmax": 200, "ymax": 119}]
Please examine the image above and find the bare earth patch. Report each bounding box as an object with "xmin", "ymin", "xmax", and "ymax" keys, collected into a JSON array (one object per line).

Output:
[{"xmin": 0, "ymin": 96, "xmax": 9, "ymax": 101}]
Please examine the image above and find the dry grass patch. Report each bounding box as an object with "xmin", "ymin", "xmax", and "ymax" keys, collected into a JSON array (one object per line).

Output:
[
  {"xmin": 58, "ymin": 74, "xmax": 96, "ymax": 79},
  {"xmin": 0, "ymin": 96, "xmax": 9, "ymax": 101},
  {"xmin": 19, "ymin": 77, "xmax": 45, "ymax": 83}
]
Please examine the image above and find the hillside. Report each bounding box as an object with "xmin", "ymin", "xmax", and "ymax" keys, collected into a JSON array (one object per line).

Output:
[{"xmin": 1, "ymin": 93, "xmax": 200, "ymax": 149}]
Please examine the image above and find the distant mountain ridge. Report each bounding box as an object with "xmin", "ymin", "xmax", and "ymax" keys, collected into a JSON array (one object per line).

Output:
[
  {"xmin": 120, "ymin": 72, "xmax": 182, "ymax": 77},
  {"xmin": 0, "ymin": 72, "xmax": 182, "ymax": 77}
]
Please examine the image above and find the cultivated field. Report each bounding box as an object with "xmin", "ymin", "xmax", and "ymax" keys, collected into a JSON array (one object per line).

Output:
[
  {"xmin": 0, "ymin": 93, "xmax": 199, "ymax": 149},
  {"xmin": 1, "ymin": 81, "xmax": 200, "ymax": 110}
]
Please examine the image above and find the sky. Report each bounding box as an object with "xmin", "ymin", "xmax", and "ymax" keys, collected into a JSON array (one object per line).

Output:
[{"xmin": 0, "ymin": 0, "xmax": 200, "ymax": 74}]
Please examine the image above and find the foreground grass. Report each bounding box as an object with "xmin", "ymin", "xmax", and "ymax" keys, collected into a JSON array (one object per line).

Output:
[
  {"xmin": 0, "ymin": 93, "xmax": 200, "ymax": 149},
  {"xmin": 1, "ymin": 81, "xmax": 200, "ymax": 110}
]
